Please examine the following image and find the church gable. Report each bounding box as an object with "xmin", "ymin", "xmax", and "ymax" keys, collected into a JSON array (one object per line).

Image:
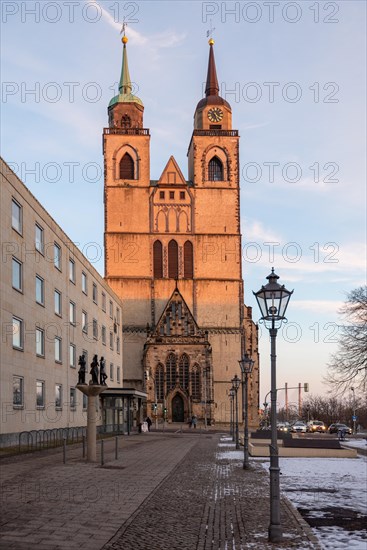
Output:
[
  {"xmin": 153, "ymin": 288, "xmax": 202, "ymax": 339},
  {"xmin": 158, "ymin": 156, "xmax": 186, "ymax": 186}
]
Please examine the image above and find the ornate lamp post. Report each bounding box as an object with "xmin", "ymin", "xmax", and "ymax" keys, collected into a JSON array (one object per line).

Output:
[
  {"xmin": 239, "ymin": 354, "xmax": 255, "ymax": 469},
  {"xmin": 254, "ymin": 268, "xmax": 293, "ymax": 543},
  {"xmin": 229, "ymin": 388, "xmax": 235, "ymax": 439},
  {"xmin": 231, "ymin": 374, "xmax": 241, "ymax": 449}
]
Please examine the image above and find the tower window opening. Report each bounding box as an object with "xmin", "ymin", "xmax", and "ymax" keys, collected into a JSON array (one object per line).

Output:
[
  {"xmin": 121, "ymin": 115, "xmax": 131, "ymax": 129},
  {"xmin": 153, "ymin": 240, "xmax": 163, "ymax": 279},
  {"xmin": 168, "ymin": 240, "xmax": 178, "ymax": 279},
  {"xmin": 119, "ymin": 153, "xmax": 134, "ymax": 180},
  {"xmin": 208, "ymin": 156, "xmax": 223, "ymax": 181},
  {"xmin": 184, "ymin": 241, "xmax": 193, "ymax": 279}
]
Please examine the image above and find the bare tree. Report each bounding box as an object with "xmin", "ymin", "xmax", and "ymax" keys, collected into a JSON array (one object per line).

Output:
[{"xmin": 326, "ymin": 286, "xmax": 367, "ymax": 393}]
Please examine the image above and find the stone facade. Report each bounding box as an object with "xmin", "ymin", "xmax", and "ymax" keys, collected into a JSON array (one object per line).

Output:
[{"xmin": 104, "ymin": 40, "xmax": 259, "ymax": 426}]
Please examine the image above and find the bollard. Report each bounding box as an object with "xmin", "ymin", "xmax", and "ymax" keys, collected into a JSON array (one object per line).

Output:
[
  {"xmin": 115, "ymin": 436, "xmax": 118, "ymax": 460},
  {"xmin": 63, "ymin": 437, "xmax": 66, "ymax": 464},
  {"xmin": 82, "ymin": 435, "xmax": 86, "ymax": 458},
  {"xmin": 101, "ymin": 439, "xmax": 104, "ymax": 466}
]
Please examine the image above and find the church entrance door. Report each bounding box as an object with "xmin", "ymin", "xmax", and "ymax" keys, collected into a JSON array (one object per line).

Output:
[{"xmin": 172, "ymin": 394, "xmax": 184, "ymax": 422}]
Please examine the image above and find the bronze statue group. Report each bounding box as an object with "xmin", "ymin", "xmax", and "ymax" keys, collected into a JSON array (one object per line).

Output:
[{"xmin": 78, "ymin": 354, "xmax": 108, "ymax": 386}]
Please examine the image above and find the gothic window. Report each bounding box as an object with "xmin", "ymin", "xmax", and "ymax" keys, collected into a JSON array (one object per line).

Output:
[
  {"xmin": 183, "ymin": 241, "xmax": 193, "ymax": 278},
  {"xmin": 191, "ymin": 365, "xmax": 201, "ymax": 400},
  {"xmin": 179, "ymin": 354, "xmax": 190, "ymax": 390},
  {"xmin": 166, "ymin": 353, "xmax": 177, "ymax": 390},
  {"xmin": 119, "ymin": 153, "xmax": 134, "ymax": 180},
  {"xmin": 208, "ymin": 156, "xmax": 223, "ymax": 181},
  {"xmin": 121, "ymin": 115, "xmax": 131, "ymax": 129},
  {"xmin": 168, "ymin": 240, "xmax": 178, "ymax": 279},
  {"xmin": 153, "ymin": 240, "xmax": 163, "ymax": 278},
  {"xmin": 156, "ymin": 363, "xmax": 164, "ymax": 400}
]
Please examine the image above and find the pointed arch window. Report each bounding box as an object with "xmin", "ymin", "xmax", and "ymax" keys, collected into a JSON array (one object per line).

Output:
[
  {"xmin": 184, "ymin": 241, "xmax": 193, "ymax": 279},
  {"xmin": 119, "ymin": 153, "xmax": 134, "ymax": 180},
  {"xmin": 166, "ymin": 353, "xmax": 177, "ymax": 390},
  {"xmin": 156, "ymin": 363, "xmax": 164, "ymax": 400},
  {"xmin": 179, "ymin": 354, "xmax": 190, "ymax": 391},
  {"xmin": 168, "ymin": 240, "xmax": 178, "ymax": 279},
  {"xmin": 191, "ymin": 364, "xmax": 201, "ymax": 401},
  {"xmin": 153, "ymin": 240, "xmax": 163, "ymax": 278},
  {"xmin": 208, "ymin": 156, "xmax": 223, "ymax": 181},
  {"xmin": 121, "ymin": 115, "xmax": 131, "ymax": 129}
]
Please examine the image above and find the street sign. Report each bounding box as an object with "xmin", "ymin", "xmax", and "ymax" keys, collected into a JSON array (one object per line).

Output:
[{"xmin": 352, "ymin": 415, "xmax": 357, "ymax": 421}]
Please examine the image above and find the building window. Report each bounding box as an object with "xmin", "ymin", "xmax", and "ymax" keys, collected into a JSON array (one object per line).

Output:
[
  {"xmin": 82, "ymin": 272, "xmax": 87, "ymax": 294},
  {"xmin": 69, "ymin": 343, "xmax": 76, "ymax": 367},
  {"xmin": 70, "ymin": 388, "xmax": 76, "ymax": 409},
  {"xmin": 13, "ymin": 376, "xmax": 24, "ymax": 407},
  {"xmin": 179, "ymin": 354, "xmax": 190, "ymax": 390},
  {"xmin": 92, "ymin": 283, "xmax": 97, "ymax": 304},
  {"xmin": 36, "ymin": 275, "xmax": 44, "ymax": 305},
  {"xmin": 36, "ymin": 380, "xmax": 45, "ymax": 408},
  {"xmin": 12, "ymin": 199, "xmax": 22, "ymax": 234},
  {"xmin": 35, "ymin": 224, "xmax": 44, "ymax": 254},
  {"xmin": 82, "ymin": 311, "xmax": 88, "ymax": 333},
  {"xmin": 156, "ymin": 364, "xmax": 164, "ymax": 400},
  {"xmin": 159, "ymin": 191, "xmax": 165, "ymax": 199},
  {"xmin": 12, "ymin": 258, "xmax": 22, "ymax": 292},
  {"xmin": 55, "ymin": 384, "xmax": 62, "ymax": 409},
  {"xmin": 191, "ymin": 365, "xmax": 201, "ymax": 400},
  {"xmin": 184, "ymin": 241, "xmax": 194, "ymax": 279},
  {"xmin": 36, "ymin": 327, "xmax": 45, "ymax": 357},
  {"xmin": 117, "ymin": 336, "xmax": 120, "ymax": 354},
  {"xmin": 12, "ymin": 317, "xmax": 23, "ymax": 350},
  {"xmin": 109, "ymin": 300, "xmax": 113, "ymax": 318},
  {"xmin": 117, "ymin": 367, "xmax": 121, "ymax": 383},
  {"xmin": 69, "ymin": 259, "xmax": 75, "ymax": 283},
  {"xmin": 69, "ymin": 301, "xmax": 76, "ymax": 325},
  {"xmin": 55, "ymin": 337, "xmax": 62, "ymax": 362},
  {"xmin": 54, "ymin": 243, "xmax": 61, "ymax": 270},
  {"xmin": 116, "ymin": 308, "xmax": 120, "ymax": 325},
  {"xmin": 83, "ymin": 394, "xmax": 88, "ymax": 410},
  {"xmin": 208, "ymin": 156, "xmax": 223, "ymax": 181},
  {"xmin": 109, "ymin": 331, "xmax": 113, "ymax": 350},
  {"xmin": 119, "ymin": 153, "xmax": 134, "ymax": 179},
  {"xmin": 121, "ymin": 114, "xmax": 131, "ymax": 129},
  {"xmin": 110, "ymin": 363, "xmax": 114, "ymax": 381},
  {"xmin": 54, "ymin": 290, "xmax": 62, "ymax": 316},
  {"xmin": 169, "ymin": 191, "xmax": 175, "ymax": 199},
  {"xmin": 166, "ymin": 353, "xmax": 177, "ymax": 390},
  {"xmin": 93, "ymin": 319, "xmax": 98, "ymax": 340},
  {"xmin": 153, "ymin": 240, "xmax": 163, "ymax": 279},
  {"xmin": 102, "ymin": 292, "xmax": 106, "ymax": 312},
  {"xmin": 168, "ymin": 240, "xmax": 178, "ymax": 279},
  {"xmin": 180, "ymin": 191, "xmax": 185, "ymax": 200},
  {"xmin": 102, "ymin": 325, "xmax": 106, "ymax": 345}
]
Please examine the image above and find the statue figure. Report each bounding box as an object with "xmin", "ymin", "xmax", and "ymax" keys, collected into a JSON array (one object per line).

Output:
[
  {"xmin": 90, "ymin": 354, "xmax": 99, "ymax": 385},
  {"xmin": 78, "ymin": 355, "xmax": 87, "ymax": 384},
  {"xmin": 99, "ymin": 357, "xmax": 108, "ymax": 385}
]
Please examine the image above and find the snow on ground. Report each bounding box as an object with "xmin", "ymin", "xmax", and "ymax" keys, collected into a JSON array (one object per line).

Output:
[
  {"xmin": 342, "ymin": 438, "xmax": 367, "ymax": 450},
  {"xmin": 259, "ymin": 455, "xmax": 367, "ymax": 549}
]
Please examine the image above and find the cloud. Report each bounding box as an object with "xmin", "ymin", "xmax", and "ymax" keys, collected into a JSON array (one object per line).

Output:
[{"xmin": 290, "ymin": 300, "xmax": 343, "ymax": 315}]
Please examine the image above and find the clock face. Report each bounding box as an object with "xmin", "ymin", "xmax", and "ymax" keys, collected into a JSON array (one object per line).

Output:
[{"xmin": 207, "ymin": 108, "xmax": 223, "ymax": 123}]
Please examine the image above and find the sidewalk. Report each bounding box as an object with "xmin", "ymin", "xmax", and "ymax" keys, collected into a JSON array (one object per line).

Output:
[{"xmin": 0, "ymin": 432, "xmax": 319, "ymax": 549}]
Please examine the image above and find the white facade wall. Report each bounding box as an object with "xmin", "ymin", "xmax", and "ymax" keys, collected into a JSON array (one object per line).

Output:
[{"xmin": 0, "ymin": 158, "xmax": 124, "ymax": 444}]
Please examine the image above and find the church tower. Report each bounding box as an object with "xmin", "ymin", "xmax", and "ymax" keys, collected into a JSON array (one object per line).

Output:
[{"xmin": 104, "ymin": 36, "xmax": 259, "ymax": 426}]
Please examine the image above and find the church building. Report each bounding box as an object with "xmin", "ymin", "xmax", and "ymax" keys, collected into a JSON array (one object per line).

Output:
[{"xmin": 104, "ymin": 35, "xmax": 259, "ymax": 426}]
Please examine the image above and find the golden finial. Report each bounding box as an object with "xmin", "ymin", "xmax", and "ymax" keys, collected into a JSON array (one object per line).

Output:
[
  {"xmin": 208, "ymin": 38, "xmax": 215, "ymax": 46},
  {"xmin": 122, "ymin": 35, "xmax": 128, "ymax": 44}
]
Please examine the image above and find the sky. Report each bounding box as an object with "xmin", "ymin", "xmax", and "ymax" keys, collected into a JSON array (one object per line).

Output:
[{"xmin": 1, "ymin": 0, "xmax": 366, "ymax": 406}]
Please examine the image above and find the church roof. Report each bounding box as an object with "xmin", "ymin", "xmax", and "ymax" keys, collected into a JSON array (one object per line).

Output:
[
  {"xmin": 109, "ymin": 36, "xmax": 144, "ymax": 108},
  {"xmin": 196, "ymin": 39, "xmax": 231, "ymax": 111}
]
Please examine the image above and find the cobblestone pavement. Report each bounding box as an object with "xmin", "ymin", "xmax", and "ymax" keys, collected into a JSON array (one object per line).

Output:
[{"xmin": 0, "ymin": 433, "xmax": 320, "ymax": 550}]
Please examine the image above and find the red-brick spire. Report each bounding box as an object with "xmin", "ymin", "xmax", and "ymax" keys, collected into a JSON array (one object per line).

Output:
[{"xmin": 205, "ymin": 40, "xmax": 219, "ymax": 97}]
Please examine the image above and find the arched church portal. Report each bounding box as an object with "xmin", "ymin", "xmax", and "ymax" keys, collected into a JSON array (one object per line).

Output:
[{"xmin": 171, "ymin": 394, "xmax": 185, "ymax": 423}]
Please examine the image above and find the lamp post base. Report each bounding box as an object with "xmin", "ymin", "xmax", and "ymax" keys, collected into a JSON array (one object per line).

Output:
[{"xmin": 268, "ymin": 524, "xmax": 283, "ymax": 543}]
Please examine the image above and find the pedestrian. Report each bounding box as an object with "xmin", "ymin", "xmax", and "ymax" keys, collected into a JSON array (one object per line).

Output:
[
  {"xmin": 191, "ymin": 415, "xmax": 197, "ymax": 429},
  {"xmin": 146, "ymin": 416, "xmax": 152, "ymax": 432}
]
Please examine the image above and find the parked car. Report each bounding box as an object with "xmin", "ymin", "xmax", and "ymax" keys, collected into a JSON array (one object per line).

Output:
[
  {"xmin": 328, "ymin": 423, "xmax": 352, "ymax": 435},
  {"xmin": 290, "ymin": 421, "xmax": 307, "ymax": 433},
  {"xmin": 277, "ymin": 422, "xmax": 290, "ymax": 432},
  {"xmin": 307, "ymin": 420, "xmax": 327, "ymax": 433}
]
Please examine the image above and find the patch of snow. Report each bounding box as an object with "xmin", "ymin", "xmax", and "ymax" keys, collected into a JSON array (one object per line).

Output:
[
  {"xmin": 216, "ymin": 450, "xmax": 244, "ymax": 461},
  {"xmin": 314, "ymin": 526, "xmax": 367, "ymax": 549},
  {"xmin": 342, "ymin": 439, "xmax": 367, "ymax": 450}
]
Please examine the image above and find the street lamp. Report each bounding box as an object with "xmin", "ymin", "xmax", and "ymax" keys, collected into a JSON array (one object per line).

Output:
[
  {"xmin": 231, "ymin": 374, "xmax": 241, "ymax": 449},
  {"xmin": 239, "ymin": 354, "xmax": 255, "ymax": 469},
  {"xmin": 229, "ymin": 388, "xmax": 235, "ymax": 440},
  {"xmin": 350, "ymin": 387, "xmax": 356, "ymax": 434},
  {"xmin": 254, "ymin": 268, "xmax": 293, "ymax": 543}
]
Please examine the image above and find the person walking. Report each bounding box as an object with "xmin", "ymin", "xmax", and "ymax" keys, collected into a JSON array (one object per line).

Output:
[
  {"xmin": 146, "ymin": 416, "xmax": 152, "ymax": 432},
  {"xmin": 191, "ymin": 415, "xmax": 197, "ymax": 429}
]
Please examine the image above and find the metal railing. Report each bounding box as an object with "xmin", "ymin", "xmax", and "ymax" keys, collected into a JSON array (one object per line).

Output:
[
  {"xmin": 103, "ymin": 128, "xmax": 150, "ymax": 136},
  {"xmin": 18, "ymin": 426, "xmax": 86, "ymax": 453}
]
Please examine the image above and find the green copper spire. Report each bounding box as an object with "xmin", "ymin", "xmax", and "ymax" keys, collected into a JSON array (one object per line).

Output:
[{"xmin": 109, "ymin": 35, "xmax": 143, "ymax": 108}]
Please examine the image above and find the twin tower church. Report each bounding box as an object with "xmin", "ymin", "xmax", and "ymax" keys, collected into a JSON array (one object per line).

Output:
[{"xmin": 104, "ymin": 35, "xmax": 259, "ymax": 425}]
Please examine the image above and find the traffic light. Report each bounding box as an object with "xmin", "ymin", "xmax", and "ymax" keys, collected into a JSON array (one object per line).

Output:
[
  {"xmin": 163, "ymin": 407, "xmax": 167, "ymax": 414},
  {"xmin": 304, "ymin": 383, "xmax": 309, "ymax": 392}
]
